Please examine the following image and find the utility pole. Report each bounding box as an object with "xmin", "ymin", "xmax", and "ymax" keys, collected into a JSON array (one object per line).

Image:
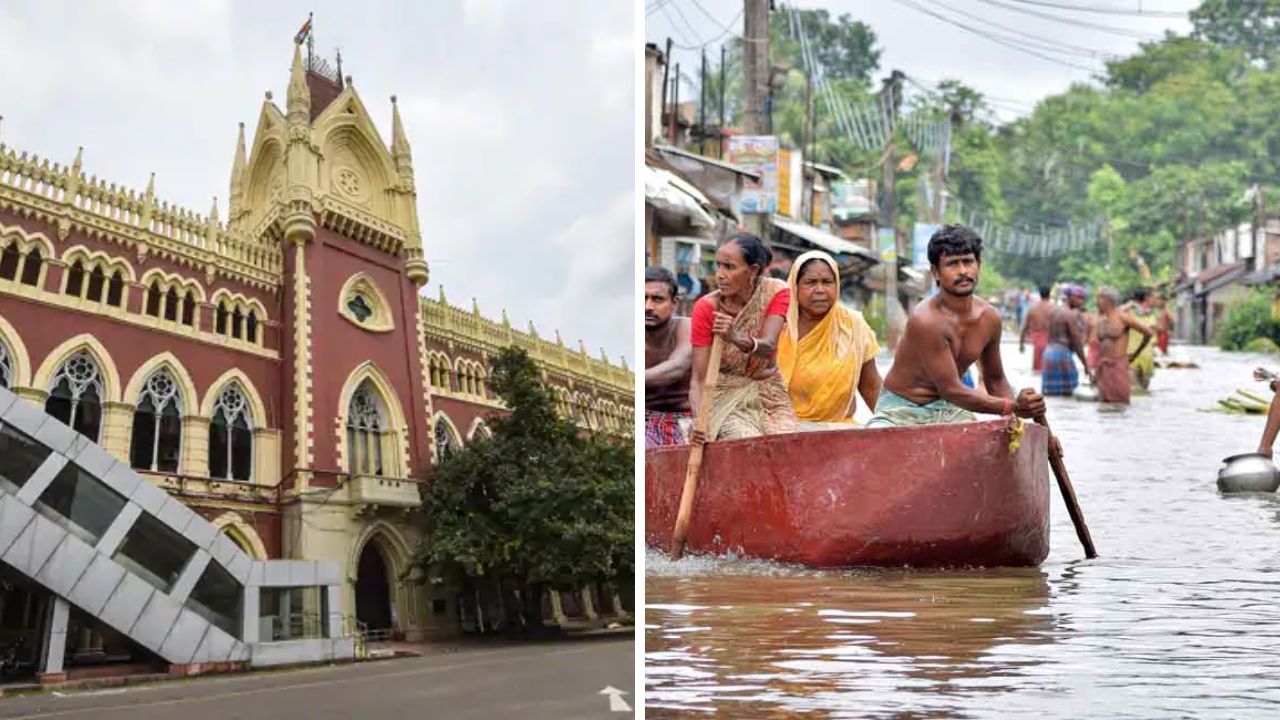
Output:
[
  {"xmin": 660, "ymin": 38, "xmax": 673, "ymax": 145},
  {"xmin": 699, "ymin": 49, "xmax": 708, "ymax": 156},
  {"xmin": 718, "ymin": 45, "xmax": 727, "ymax": 158},
  {"xmin": 881, "ymin": 70, "xmax": 905, "ymax": 350},
  {"xmin": 742, "ymin": 0, "xmax": 770, "ymax": 135},
  {"xmin": 671, "ymin": 64, "xmax": 680, "ymax": 146},
  {"xmin": 802, "ymin": 68, "xmax": 814, "ymax": 224}
]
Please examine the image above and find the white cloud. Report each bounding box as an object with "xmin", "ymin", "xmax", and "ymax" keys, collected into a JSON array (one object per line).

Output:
[{"xmin": 0, "ymin": 0, "xmax": 635, "ymax": 363}]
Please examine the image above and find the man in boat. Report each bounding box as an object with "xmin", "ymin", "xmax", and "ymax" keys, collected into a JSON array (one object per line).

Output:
[
  {"xmin": 1124, "ymin": 288, "xmax": 1159, "ymax": 391},
  {"xmin": 689, "ymin": 233, "xmax": 798, "ymax": 442},
  {"xmin": 645, "ymin": 266, "xmax": 692, "ymax": 447},
  {"xmin": 1041, "ymin": 285, "xmax": 1093, "ymax": 396},
  {"xmin": 1094, "ymin": 286, "xmax": 1153, "ymax": 406},
  {"xmin": 1020, "ymin": 285, "xmax": 1054, "ymax": 374},
  {"xmin": 869, "ymin": 224, "xmax": 1046, "ymax": 428}
]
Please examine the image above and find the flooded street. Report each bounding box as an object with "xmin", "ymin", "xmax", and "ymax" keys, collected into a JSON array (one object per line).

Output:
[{"xmin": 646, "ymin": 343, "xmax": 1280, "ymax": 718}]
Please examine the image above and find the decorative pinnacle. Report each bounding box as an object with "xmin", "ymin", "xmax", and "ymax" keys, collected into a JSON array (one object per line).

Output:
[
  {"xmin": 390, "ymin": 94, "xmax": 412, "ymax": 172},
  {"xmin": 71, "ymin": 146, "xmax": 83, "ymax": 173},
  {"xmin": 438, "ymin": 284, "xmax": 446, "ymax": 303},
  {"xmin": 471, "ymin": 297, "xmax": 480, "ymax": 315},
  {"xmin": 145, "ymin": 172, "xmax": 155, "ymax": 198},
  {"xmin": 287, "ymin": 42, "xmax": 310, "ymax": 120}
]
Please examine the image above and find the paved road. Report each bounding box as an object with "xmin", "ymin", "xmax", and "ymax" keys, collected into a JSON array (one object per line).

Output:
[{"xmin": 0, "ymin": 637, "xmax": 634, "ymax": 719}]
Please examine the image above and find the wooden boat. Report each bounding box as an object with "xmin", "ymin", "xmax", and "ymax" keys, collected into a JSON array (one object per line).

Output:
[{"xmin": 646, "ymin": 419, "xmax": 1051, "ymax": 568}]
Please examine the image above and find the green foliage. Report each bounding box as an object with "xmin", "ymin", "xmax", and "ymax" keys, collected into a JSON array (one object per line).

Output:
[
  {"xmin": 414, "ymin": 347, "xmax": 634, "ymax": 622},
  {"xmin": 1191, "ymin": 0, "xmax": 1280, "ymax": 66},
  {"xmin": 975, "ymin": 260, "xmax": 1007, "ymax": 299},
  {"xmin": 769, "ymin": 9, "xmax": 880, "ymax": 83},
  {"xmin": 1216, "ymin": 289, "xmax": 1280, "ymax": 351}
]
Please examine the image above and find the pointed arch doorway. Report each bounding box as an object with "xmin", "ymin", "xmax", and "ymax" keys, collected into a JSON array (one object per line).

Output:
[{"xmin": 355, "ymin": 541, "xmax": 393, "ymax": 632}]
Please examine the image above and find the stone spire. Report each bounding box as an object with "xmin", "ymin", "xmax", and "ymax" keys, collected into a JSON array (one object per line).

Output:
[
  {"xmin": 390, "ymin": 95, "xmax": 412, "ymax": 179},
  {"xmin": 287, "ymin": 41, "xmax": 310, "ymax": 126},
  {"xmin": 228, "ymin": 123, "xmax": 247, "ymax": 222}
]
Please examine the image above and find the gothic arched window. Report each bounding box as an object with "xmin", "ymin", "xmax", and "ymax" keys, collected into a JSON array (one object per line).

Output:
[
  {"xmin": 182, "ymin": 291, "xmax": 196, "ymax": 326},
  {"xmin": 0, "ymin": 341, "xmax": 11, "ymax": 390},
  {"xmin": 215, "ymin": 302, "xmax": 228, "ymax": 334},
  {"xmin": 45, "ymin": 351, "xmax": 104, "ymax": 441},
  {"xmin": 65, "ymin": 261, "xmax": 85, "ymax": 298},
  {"xmin": 146, "ymin": 282, "xmax": 162, "ymax": 317},
  {"xmin": 209, "ymin": 384, "xmax": 253, "ymax": 481},
  {"xmin": 346, "ymin": 382, "xmax": 385, "ymax": 476},
  {"xmin": 0, "ymin": 242, "xmax": 20, "ymax": 281},
  {"xmin": 86, "ymin": 265, "xmax": 105, "ymax": 303},
  {"xmin": 107, "ymin": 271, "xmax": 124, "ymax": 307},
  {"xmin": 19, "ymin": 248, "xmax": 42, "ymax": 287},
  {"xmin": 434, "ymin": 419, "xmax": 458, "ymax": 463},
  {"xmin": 163, "ymin": 287, "xmax": 179, "ymax": 322},
  {"xmin": 129, "ymin": 370, "xmax": 182, "ymax": 473}
]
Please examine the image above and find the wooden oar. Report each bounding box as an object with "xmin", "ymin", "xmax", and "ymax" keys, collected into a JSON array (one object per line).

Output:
[
  {"xmin": 1034, "ymin": 414, "xmax": 1098, "ymax": 559},
  {"xmin": 670, "ymin": 335, "xmax": 724, "ymax": 559}
]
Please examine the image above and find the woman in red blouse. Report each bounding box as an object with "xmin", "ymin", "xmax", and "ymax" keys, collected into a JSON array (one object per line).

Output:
[{"xmin": 689, "ymin": 233, "xmax": 798, "ymax": 442}]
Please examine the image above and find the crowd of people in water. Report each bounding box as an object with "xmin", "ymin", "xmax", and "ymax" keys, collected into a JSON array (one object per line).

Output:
[{"xmin": 644, "ymin": 223, "xmax": 1184, "ymax": 449}]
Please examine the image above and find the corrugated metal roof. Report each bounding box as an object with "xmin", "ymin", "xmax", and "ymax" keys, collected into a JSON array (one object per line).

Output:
[{"xmin": 770, "ymin": 215, "xmax": 880, "ymax": 263}]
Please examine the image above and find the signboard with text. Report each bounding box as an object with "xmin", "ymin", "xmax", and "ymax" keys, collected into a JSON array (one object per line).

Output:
[{"xmin": 726, "ymin": 135, "xmax": 779, "ymax": 215}]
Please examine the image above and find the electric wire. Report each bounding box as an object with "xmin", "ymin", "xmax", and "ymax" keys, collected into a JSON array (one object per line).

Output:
[
  {"xmin": 1000, "ymin": 0, "xmax": 1185, "ymax": 19},
  {"xmin": 921, "ymin": 0, "xmax": 1124, "ymax": 59},
  {"xmin": 973, "ymin": 0, "xmax": 1165, "ymax": 39}
]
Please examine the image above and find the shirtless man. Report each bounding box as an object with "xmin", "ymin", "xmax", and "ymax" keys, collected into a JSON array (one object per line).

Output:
[
  {"xmin": 1020, "ymin": 285, "xmax": 1054, "ymax": 374},
  {"xmin": 1041, "ymin": 286, "xmax": 1093, "ymax": 396},
  {"xmin": 644, "ymin": 266, "xmax": 692, "ymax": 447},
  {"xmin": 1094, "ymin": 287, "xmax": 1153, "ymax": 406},
  {"xmin": 869, "ymin": 224, "xmax": 1046, "ymax": 428}
]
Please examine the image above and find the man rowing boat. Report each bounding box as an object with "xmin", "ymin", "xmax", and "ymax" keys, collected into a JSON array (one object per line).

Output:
[{"xmin": 869, "ymin": 224, "xmax": 1046, "ymax": 427}]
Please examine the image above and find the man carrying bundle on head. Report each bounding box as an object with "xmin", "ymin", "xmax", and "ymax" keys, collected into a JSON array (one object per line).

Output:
[{"xmin": 869, "ymin": 224, "xmax": 1047, "ymax": 428}]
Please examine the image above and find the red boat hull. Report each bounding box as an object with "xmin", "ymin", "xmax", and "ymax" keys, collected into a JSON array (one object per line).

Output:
[{"xmin": 646, "ymin": 419, "xmax": 1051, "ymax": 567}]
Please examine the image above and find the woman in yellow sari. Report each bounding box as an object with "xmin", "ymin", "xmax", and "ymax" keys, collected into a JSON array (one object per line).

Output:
[{"xmin": 777, "ymin": 250, "xmax": 882, "ymax": 428}]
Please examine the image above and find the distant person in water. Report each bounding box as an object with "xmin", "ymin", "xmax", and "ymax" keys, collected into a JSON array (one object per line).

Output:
[
  {"xmin": 1154, "ymin": 294, "xmax": 1174, "ymax": 355},
  {"xmin": 1094, "ymin": 287, "xmax": 1153, "ymax": 406},
  {"xmin": 1021, "ymin": 285, "xmax": 1054, "ymax": 374},
  {"xmin": 1042, "ymin": 285, "xmax": 1092, "ymax": 396},
  {"xmin": 1125, "ymin": 288, "xmax": 1159, "ymax": 391},
  {"xmin": 869, "ymin": 224, "xmax": 1046, "ymax": 428},
  {"xmin": 644, "ymin": 266, "xmax": 692, "ymax": 447},
  {"xmin": 688, "ymin": 233, "xmax": 798, "ymax": 442}
]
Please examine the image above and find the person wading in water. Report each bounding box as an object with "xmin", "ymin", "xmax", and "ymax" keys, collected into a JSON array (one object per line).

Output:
[
  {"xmin": 1041, "ymin": 285, "xmax": 1093, "ymax": 396},
  {"xmin": 645, "ymin": 266, "xmax": 692, "ymax": 447},
  {"xmin": 688, "ymin": 233, "xmax": 798, "ymax": 442},
  {"xmin": 869, "ymin": 224, "xmax": 1047, "ymax": 428},
  {"xmin": 1021, "ymin": 285, "xmax": 1054, "ymax": 374},
  {"xmin": 1094, "ymin": 287, "xmax": 1152, "ymax": 406}
]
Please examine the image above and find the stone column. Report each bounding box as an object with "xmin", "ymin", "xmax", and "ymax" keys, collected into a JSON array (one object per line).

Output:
[
  {"xmin": 100, "ymin": 401, "xmax": 134, "ymax": 462},
  {"xmin": 182, "ymin": 415, "xmax": 210, "ymax": 478}
]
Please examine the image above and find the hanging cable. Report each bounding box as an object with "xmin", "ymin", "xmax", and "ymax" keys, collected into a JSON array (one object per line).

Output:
[
  {"xmin": 921, "ymin": 0, "xmax": 1124, "ymax": 59},
  {"xmin": 999, "ymin": 0, "xmax": 1185, "ymax": 19},
  {"xmin": 972, "ymin": 0, "xmax": 1164, "ymax": 39}
]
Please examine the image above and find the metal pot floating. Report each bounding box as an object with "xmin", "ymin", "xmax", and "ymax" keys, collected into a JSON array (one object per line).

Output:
[{"xmin": 1217, "ymin": 452, "xmax": 1280, "ymax": 494}]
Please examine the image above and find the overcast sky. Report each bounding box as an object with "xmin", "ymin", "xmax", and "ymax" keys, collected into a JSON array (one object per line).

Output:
[
  {"xmin": 648, "ymin": 0, "xmax": 1198, "ymax": 121},
  {"xmin": 0, "ymin": 0, "xmax": 633, "ymax": 365}
]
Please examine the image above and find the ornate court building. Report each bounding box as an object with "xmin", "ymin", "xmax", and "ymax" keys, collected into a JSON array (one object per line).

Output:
[{"xmin": 0, "ymin": 41, "xmax": 633, "ymax": 665}]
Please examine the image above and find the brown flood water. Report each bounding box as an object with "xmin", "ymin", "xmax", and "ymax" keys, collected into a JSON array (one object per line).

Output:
[{"xmin": 646, "ymin": 343, "xmax": 1280, "ymax": 718}]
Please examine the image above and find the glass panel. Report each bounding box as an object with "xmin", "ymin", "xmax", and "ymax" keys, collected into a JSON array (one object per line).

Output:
[
  {"xmin": 86, "ymin": 267, "xmax": 104, "ymax": 303},
  {"xmin": 347, "ymin": 295, "xmax": 373, "ymax": 322},
  {"xmin": 0, "ymin": 244, "xmax": 19, "ymax": 281},
  {"xmin": 215, "ymin": 304, "xmax": 227, "ymax": 334},
  {"xmin": 107, "ymin": 272, "xmax": 123, "ymax": 307},
  {"xmin": 230, "ymin": 423, "xmax": 252, "ymax": 481},
  {"xmin": 156, "ymin": 407, "xmax": 181, "ymax": 474},
  {"xmin": 113, "ymin": 512, "xmax": 196, "ymax": 593},
  {"xmin": 231, "ymin": 309, "xmax": 242, "ymax": 340},
  {"xmin": 129, "ymin": 402, "xmax": 156, "ymax": 471},
  {"xmin": 44, "ymin": 379, "xmax": 73, "ymax": 426},
  {"xmin": 19, "ymin": 250, "xmax": 40, "ymax": 286},
  {"xmin": 209, "ymin": 411, "xmax": 229, "ymax": 480},
  {"xmin": 182, "ymin": 292, "xmax": 195, "ymax": 326},
  {"xmin": 73, "ymin": 384, "xmax": 101, "ymax": 441},
  {"xmin": 259, "ymin": 587, "xmax": 327, "ymax": 641},
  {"xmin": 187, "ymin": 560, "xmax": 242, "ymax": 639},
  {"xmin": 64, "ymin": 262, "xmax": 84, "ymax": 297},
  {"xmin": 246, "ymin": 312, "xmax": 257, "ymax": 343},
  {"xmin": 35, "ymin": 462, "xmax": 127, "ymax": 545},
  {"xmin": 0, "ymin": 421, "xmax": 52, "ymax": 492}
]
